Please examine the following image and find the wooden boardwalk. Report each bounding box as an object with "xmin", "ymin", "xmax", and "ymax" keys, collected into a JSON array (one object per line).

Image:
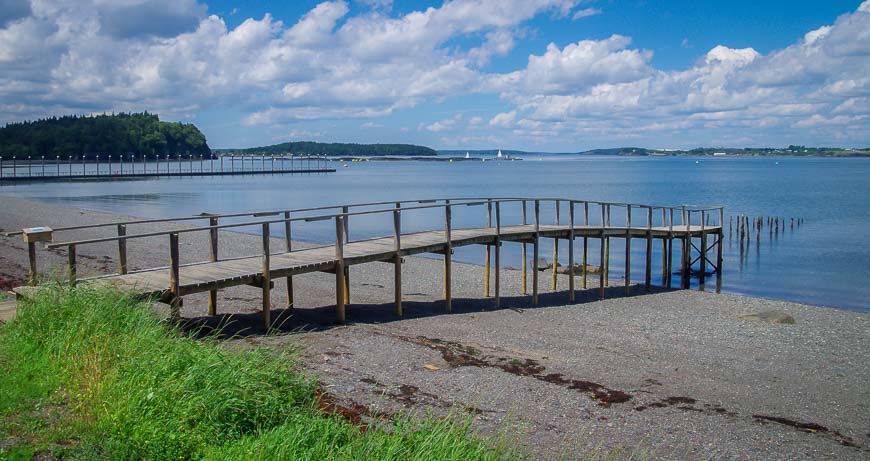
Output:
[
  {"xmin": 0, "ymin": 155, "xmax": 333, "ymax": 183},
  {"xmin": 9, "ymin": 198, "xmax": 724, "ymax": 328}
]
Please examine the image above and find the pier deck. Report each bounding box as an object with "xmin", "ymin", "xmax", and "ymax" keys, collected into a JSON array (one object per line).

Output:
[{"xmin": 9, "ymin": 198, "xmax": 724, "ymax": 328}]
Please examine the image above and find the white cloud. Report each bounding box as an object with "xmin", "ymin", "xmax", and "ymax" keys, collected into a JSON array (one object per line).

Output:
[
  {"xmin": 571, "ymin": 7, "xmax": 600, "ymax": 20},
  {"xmin": 0, "ymin": 0, "xmax": 869, "ymax": 148},
  {"xmin": 489, "ymin": 110, "xmax": 517, "ymax": 127},
  {"xmin": 485, "ymin": 3, "xmax": 870, "ymax": 146}
]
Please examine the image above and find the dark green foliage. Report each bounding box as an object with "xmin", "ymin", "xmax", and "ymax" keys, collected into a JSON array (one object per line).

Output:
[
  {"xmin": 0, "ymin": 112, "xmax": 211, "ymax": 160},
  {"xmin": 219, "ymin": 141, "xmax": 437, "ymax": 157}
]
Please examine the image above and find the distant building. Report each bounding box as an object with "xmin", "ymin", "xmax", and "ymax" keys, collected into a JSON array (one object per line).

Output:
[{"xmin": 713, "ymin": 152, "xmax": 727, "ymax": 156}]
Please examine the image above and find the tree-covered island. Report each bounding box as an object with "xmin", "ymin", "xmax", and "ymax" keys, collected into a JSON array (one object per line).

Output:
[{"xmin": 0, "ymin": 113, "xmax": 212, "ymax": 160}]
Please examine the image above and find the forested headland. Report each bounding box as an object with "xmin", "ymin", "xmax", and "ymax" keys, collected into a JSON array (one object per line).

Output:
[
  {"xmin": 0, "ymin": 113, "xmax": 212, "ymax": 160},
  {"xmin": 218, "ymin": 141, "xmax": 437, "ymax": 157}
]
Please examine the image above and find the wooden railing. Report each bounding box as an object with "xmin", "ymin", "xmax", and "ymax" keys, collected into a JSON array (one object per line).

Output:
[{"xmin": 10, "ymin": 198, "xmax": 724, "ymax": 326}]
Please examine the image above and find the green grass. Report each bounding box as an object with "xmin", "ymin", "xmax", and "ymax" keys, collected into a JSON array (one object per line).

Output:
[{"xmin": 0, "ymin": 286, "xmax": 515, "ymax": 460}]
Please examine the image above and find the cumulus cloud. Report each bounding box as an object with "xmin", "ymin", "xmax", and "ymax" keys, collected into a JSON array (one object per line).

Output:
[
  {"xmin": 0, "ymin": 0, "xmax": 577, "ymax": 126},
  {"xmin": 1, "ymin": 0, "xmax": 869, "ymax": 147},
  {"xmin": 485, "ymin": 2, "xmax": 870, "ymax": 146}
]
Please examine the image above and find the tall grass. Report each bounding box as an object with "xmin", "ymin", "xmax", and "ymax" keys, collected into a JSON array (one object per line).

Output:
[{"xmin": 0, "ymin": 286, "xmax": 514, "ymax": 460}]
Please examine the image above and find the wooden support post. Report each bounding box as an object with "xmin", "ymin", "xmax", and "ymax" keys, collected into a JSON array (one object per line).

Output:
[
  {"xmin": 582, "ymin": 201, "xmax": 588, "ymax": 289},
  {"xmin": 667, "ymin": 208, "xmax": 674, "ymax": 288},
  {"xmin": 700, "ymin": 210, "xmax": 707, "ymax": 289},
  {"xmin": 67, "ymin": 244, "xmax": 76, "ymax": 287},
  {"xmin": 444, "ymin": 204, "xmax": 452, "ymax": 313},
  {"xmin": 27, "ymin": 241, "xmax": 37, "ymax": 286},
  {"xmin": 716, "ymin": 227, "xmax": 724, "ymax": 293},
  {"xmin": 261, "ymin": 223, "xmax": 272, "ymax": 331},
  {"xmin": 552, "ymin": 200, "xmax": 559, "ymax": 291},
  {"xmin": 343, "ymin": 205, "xmax": 350, "ymax": 304},
  {"xmin": 284, "ymin": 211, "xmax": 294, "ymax": 309},
  {"xmin": 393, "ymin": 208, "xmax": 402, "ymax": 316},
  {"xmin": 494, "ymin": 201, "xmax": 501, "ymax": 308},
  {"xmin": 532, "ymin": 200, "xmax": 540, "ymax": 306},
  {"xmin": 661, "ymin": 208, "xmax": 667, "ymax": 285},
  {"xmin": 335, "ymin": 217, "xmax": 346, "ymax": 324},
  {"xmin": 604, "ymin": 205, "xmax": 610, "ymax": 286},
  {"xmin": 484, "ymin": 199, "xmax": 492, "ymax": 297},
  {"xmin": 169, "ymin": 233, "xmax": 181, "ymax": 321},
  {"xmin": 208, "ymin": 217, "xmax": 219, "ymax": 316},
  {"xmin": 117, "ymin": 224, "xmax": 127, "ymax": 275},
  {"xmin": 645, "ymin": 207, "xmax": 652, "ymax": 292},
  {"xmin": 568, "ymin": 201, "xmax": 575, "ymax": 303},
  {"xmin": 599, "ymin": 204, "xmax": 606, "ymax": 299},
  {"xmin": 625, "ymin": 206, "xmax": 631, "ymax": 295},
  {"xmin": 521, "ymin": 200, "xmax": 528, "ymax": 295},
  {"xmin": 700, "ymin": 231, "xmax": 708, "ymax": 290}
]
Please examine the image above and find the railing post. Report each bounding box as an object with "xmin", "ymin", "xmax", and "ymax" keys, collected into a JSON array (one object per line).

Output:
[
  {"xmin": 568, "ymin": 201, "xmax": 575, "ymax": 303},
  {"xmin": 484, "ymin": 199, "xmax": 492, "ymax": 297},
  {"xmin": 668, "ymin": 208, "xmax": 674, "ymax": 288},
  {"xmin": 26, "ymin": 240, "xmax": 37, "ymax": 286},
  {"xmin": 284, "ymin": 211, "xmax": 294, "ymax": 309},
  {"xmin": 717, "ymin": 207, "xmax": 724, "ymax": 293},
  {"xmin": 444, "ymin": 202, "xmax": 452, "ymax": 313},
  {"xmin": 208, "ymin": 217, "xmax": 219, "ymax": 316},
  {"xmin": 532, "ymin": 199, "xmax": 540, "ymax": 306},
  {"xmin": 169, "ymin": 233, "xmax": 181, "ymax": 321},
  {"xmin": 552, "ymin": 200, "xmax": 559, "ymax": 291},
  {"xmin": 625, "ymin": 205, "xmax": 631, "ymax": 295},
  {"xmin": 645, "ymin": 206, "xmax": 652, "ymax": 292},
  {"xmin": 393, "ymin": 207, "xmax": 402, "ymax": 316},
  {"xmin": 700, "ymin": 210, "xmax": 707, "ymax": 289},
  {"xmin": 599, "ymin": 203, "xmax": 606, "ymax": 299},
  {"xmin": 582, "ymin": 201, "xmax": 589, "ymax": 290},
  {"xmin": 521, "ymin": 200, "xmax": 528, "ymax": 295},
  {"xmin": 494, "ymin": 201, "xmax": 501, "ymax": 308},
  {"xmin": 605, "ymin": 204, "xmax": 611, "ymax": 288},
  {"xmin": 261, "ymin": 222, "xmax": 272, "ymax": 330},
  {"xmin": 334, "ymin": 216, "xmax": 346, "ymax": 324},
  {"xmin": 117, "ymin": 224, "xmax": 128, "ymax": 275},
  {"xmin": 682, "ymin": 207, "xmax": 690, "ymax": 289},
  {"xmin": 342, "ymin": 205, "xmax": 350, "ymax": 304},
  {"xmin": 68, "ymin": 244, "xmax": 76, "ymax": 287}
]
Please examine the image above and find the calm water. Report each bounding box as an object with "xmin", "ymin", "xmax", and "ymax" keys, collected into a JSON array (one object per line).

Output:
[{"xmin": 2, "ymin": 155, "xmax": 869, "ymax": 313}]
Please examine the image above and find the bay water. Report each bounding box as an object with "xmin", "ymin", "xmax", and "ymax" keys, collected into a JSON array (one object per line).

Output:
[{"xmin": 2, "ymin": 155, "xmax": 868, "ymax": 313}]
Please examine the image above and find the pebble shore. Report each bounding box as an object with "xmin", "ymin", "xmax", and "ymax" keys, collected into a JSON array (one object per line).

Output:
[{"xmin": 1, "ymin": 196, "xmax": 867, "ymax": 460}]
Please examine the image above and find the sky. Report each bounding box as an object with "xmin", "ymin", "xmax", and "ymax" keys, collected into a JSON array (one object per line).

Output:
[{"xmin": 1, "ymin": 0, "xmax": 869, "ymax": 151}]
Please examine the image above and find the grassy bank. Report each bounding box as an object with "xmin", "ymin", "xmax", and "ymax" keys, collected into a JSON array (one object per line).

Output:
[{"xmin": 0, "ymin": 287, "xmax": 513, "ymax": 460}]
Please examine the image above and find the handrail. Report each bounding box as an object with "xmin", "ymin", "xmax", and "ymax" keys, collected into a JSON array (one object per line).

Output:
[
  {"xmin": 5, "ymin": 196, "xmax": 722, "ymax": 237},
  {"xmin": 42, "ymin": 198, "xmax": 724, "ymax": 249}
]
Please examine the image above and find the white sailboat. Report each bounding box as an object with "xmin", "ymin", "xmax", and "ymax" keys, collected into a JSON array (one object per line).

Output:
[{"xmin": 465, "ymin": 152, "xmax": 470, "ymax": 159}]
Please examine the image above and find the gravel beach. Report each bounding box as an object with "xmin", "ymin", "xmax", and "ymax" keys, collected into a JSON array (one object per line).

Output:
[{"xmin": 1, "ymin": 195, "xmax": 868, "ymax": 460}]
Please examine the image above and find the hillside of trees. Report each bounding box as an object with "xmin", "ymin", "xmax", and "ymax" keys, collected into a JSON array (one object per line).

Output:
[
  {"xmin": 219, "ymin": 141, "xmax": 437, "ymax": 157},
  {"xmin": 0, "ymin": 113, "xmax": 212, "ymax": 160},
  {"xmin": 577, "ymin": 146, "xmax": 870, "ymax": 157}
]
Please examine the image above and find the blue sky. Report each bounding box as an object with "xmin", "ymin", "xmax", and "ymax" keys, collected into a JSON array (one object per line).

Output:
[{"xmin": 1, "ymin": 0, "xmax": 869, "ymax": 150}]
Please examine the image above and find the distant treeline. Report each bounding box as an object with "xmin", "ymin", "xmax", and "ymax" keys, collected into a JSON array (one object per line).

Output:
[
  {"xmin": 218, "ymin": 141, "xmax": 437, "ymax": 157},
  {"xmin": 579, "ymin": 146, "xmax": 870, "ymax": 157},
  {"xmin": 0, "ymin": 113, "xmax": 212, "ymax": 160}
]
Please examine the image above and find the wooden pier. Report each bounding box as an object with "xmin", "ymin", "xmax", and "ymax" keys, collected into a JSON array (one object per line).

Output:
[
  {"xmin": 0, "ymin": 154, "xmax": 333, "ymax": 183},
  {"xmin": 8, "ymin": 198, "xmax": 724, "ymax": 328}
]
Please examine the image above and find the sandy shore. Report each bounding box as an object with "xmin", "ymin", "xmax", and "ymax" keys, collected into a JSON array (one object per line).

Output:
[{"xmin": 1, "ymin": 196, "xmax": 868, "ymax": 460}]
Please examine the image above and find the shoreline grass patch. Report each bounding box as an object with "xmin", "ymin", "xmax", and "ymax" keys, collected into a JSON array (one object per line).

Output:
[{"xmin": 0, "ymin": 286, "xmax": 514, "ymax": 460}]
